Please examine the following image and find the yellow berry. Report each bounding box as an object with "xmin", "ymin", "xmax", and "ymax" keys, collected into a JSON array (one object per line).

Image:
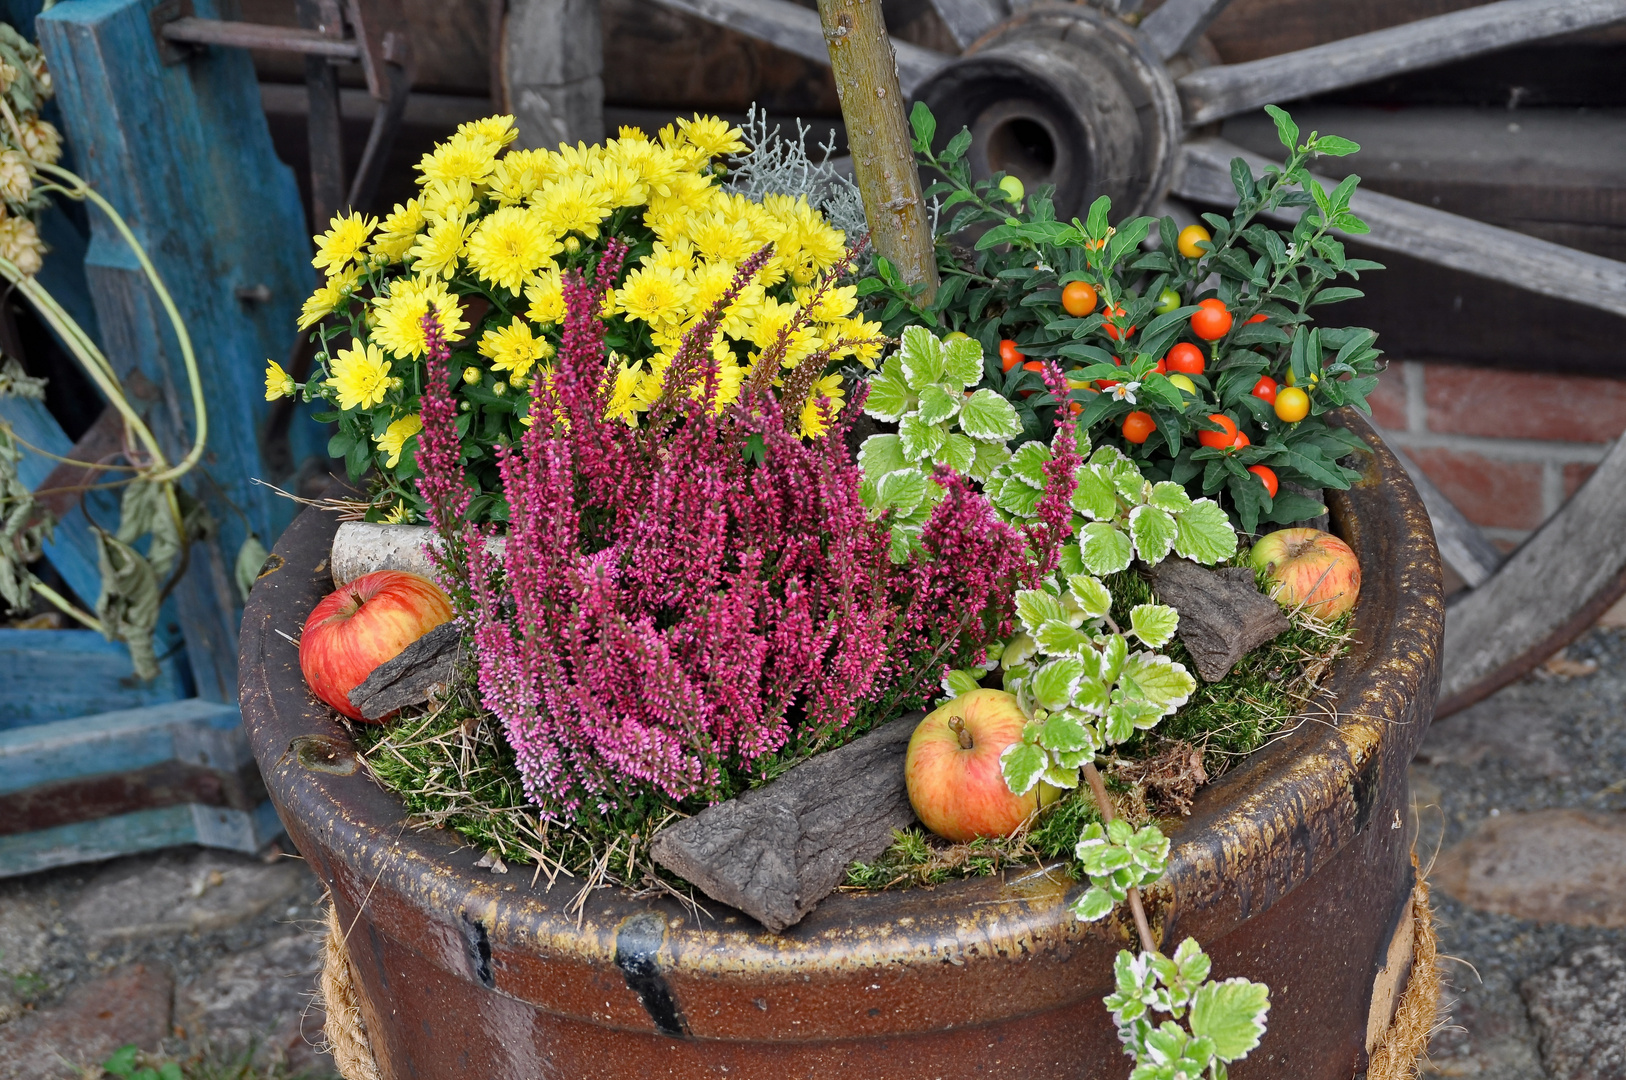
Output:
[
  {"xmin": 1168, "ymin": 374, "xmax": 1197, "ymax": 395},
  {"xmin": 1177, "ymin": 224, "xmax": 1211, "ymax": 259},
  {"xmin": 1274, "ymin": 386, "xmax": 1310, "ymax": 423}
]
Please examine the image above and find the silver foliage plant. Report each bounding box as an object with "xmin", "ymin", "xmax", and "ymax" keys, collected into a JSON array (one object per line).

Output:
[{"xmin": 725, "ymin": 104, "xmax": 869, "ymax": 248}]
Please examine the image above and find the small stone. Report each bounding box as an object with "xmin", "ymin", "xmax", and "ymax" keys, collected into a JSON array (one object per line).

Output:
[
  {"xmin": 174, "ymin": 933, "xmax": 332, "ymax": 1074},
  {"xmin": 1521, "ymin": 944, "xmax": 1626, "ymax": 1080},
  {"xmin": 1417, "ymin": 696, "xmax": 1571, "ymax": 778},
  {"xmin": 64, "ymin": 851, "xmax": 307, "ymax": 945},
  {"xmin": 1432, "ymin": 809, "xmax": 1626, "ymax": 927},
  {"xmin": 0, "ymin": 963, "xmax": 172, "ymax": 1078}
]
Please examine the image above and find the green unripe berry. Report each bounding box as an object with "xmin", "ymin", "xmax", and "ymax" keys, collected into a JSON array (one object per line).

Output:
[
  {"xmin": 998, "ymin": 175, "xmax": 1025, "ymax": 204},
  {"xmin": 1154, "ymin": 288, "xmax": 1181, "ymax": 315}
]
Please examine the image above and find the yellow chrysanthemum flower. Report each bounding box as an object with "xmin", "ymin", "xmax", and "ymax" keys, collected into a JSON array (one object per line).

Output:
[
  {"xmin": 796, "ymin": 283, "xmax": 859, "ymax": 324},
  {"xmin": 799, "ymin": 372, "xmax": 846, "ymax": 438},
  {"xmin": 371, "ymin": 276, "xmax": 470, "ymax": 360},
  {"xmin": 532, "ymin": 174, "xmax": 614, "ymax": 239},
  {"xmin": 416, "ymin": 131, "xmax": 500, "ymax": 188},
  {"xmin": 264, "ymin": 359, "xmax": 296, "ymax": 401},
  {"xmin": 330, "ymin": 341, "xmax": 392, "ymax": 411},
  {"xmin": 828, "ymin": 315, "xmax": 886, "ymax": 369},
  {"xmin": 408, "ymin": 214, "xmax": 477, "ymax": 280},
  {"xmin": 590, "ymin": 160, "xmax": 649, "ymax": 210},
  {"xmin": 488, "ymin": 149, "xmax": 549, "ymax": 207},
  {"xmin": 605, "ymin": 136, "xmax": 680, "ymax": 199},
  {"xmin": 616, "ymin": 263, "xmax": 693, "ymax": 329},
  {"xmin": 297, "ymin": 264, "xmax": 362, "ymax": 330},
  {"xmin": 371, "ymin": 199, "xmax": 425, "ymax": 262},
  {"xmin": 479, "ymin": 320, "xmax": 553, "ymax": 378},
  {"xmin": 677, "ymin": 115, "xmax": 747, "ymax": 160},
  {"xmin": 383, "ymin": 502, "xmax": 416, "ymax": 524},
  {"xmin": 311, "ymin": 211, "xmax": 377, "ymax": 274},
  {"xmin": 603, "ymin": 357, "xmax": 642, "ymax": 424},
  {"xmin": 524, "ymin": 266, "xmax": 566, "ymax": 326},
  {"xmin": 420, "ymin": 178, "xmax": 478, "ymax": 222},
  {"xmin": 466, "ymin": 206, "xmax": 561, "ymax": 293},
  {"xmin": 374, "ymin": 413, "xmax": 423, "ymax": 468},
  {"xmin": 686, "ymin": 209, "xmax": 762, "ymax": 266},
  {"xmin": 687, "ymin": 260, "xmax": 763, "ymax": 339},
  {"xmin": 457, "ymin": 114, "xmax": 518, "ymax": 148}
]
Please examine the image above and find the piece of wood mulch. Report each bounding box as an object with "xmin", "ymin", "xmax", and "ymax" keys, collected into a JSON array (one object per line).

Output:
[
  {"xmin": 650, "ymin": 711, "xmax": 923, "ymax": 933},
  {"xmin": 347, "ymin": 621, "xmax": 462, "ymax": 721},
  {"xmin": 1149, "ymin": 559, "xmax": 1289, "ymax": 683}
]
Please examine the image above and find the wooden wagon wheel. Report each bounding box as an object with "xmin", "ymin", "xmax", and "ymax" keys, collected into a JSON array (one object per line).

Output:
[{"xmin": 649, "ymin": 0, "xmax": 1626, "ymax": 718}]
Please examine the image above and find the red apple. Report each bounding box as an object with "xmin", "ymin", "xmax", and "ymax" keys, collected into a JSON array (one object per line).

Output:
[
  {"xmin": 299, "ymin": 570, "xmax": 454, "ymax": 721},
  {"xmin": 905, "ymin": 688, "xmax": 1057, "ymax": 842},
  {"xmin": 1249, "ymin": 527, "xmax": 1361, "ymax": 619}
]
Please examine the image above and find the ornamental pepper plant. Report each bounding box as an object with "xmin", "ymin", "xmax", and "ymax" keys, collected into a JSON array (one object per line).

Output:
[{"xmin": 866, "ymin": 103, "xmax": 1386, "ymax": 534}]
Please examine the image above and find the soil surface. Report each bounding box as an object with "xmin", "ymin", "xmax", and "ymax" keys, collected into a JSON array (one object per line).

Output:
[{"xmin": 3, "ymin": 625, "xmax": 1624, "ymax": 1078}]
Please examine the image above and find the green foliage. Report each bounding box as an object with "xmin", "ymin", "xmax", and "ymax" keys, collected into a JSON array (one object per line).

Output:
[
  {"xmin": 99, "ymin": 1044, "xmax": 331, "ymax": 1080},
  {"xmin": 1104, "ymin": 939, "xmax": 1270, "ymax": 1080},
  {"xmin": 1070, "ymin": 817, "xmax": 1169, "ymax": 921},
  {"xmin": 883, "ymin": 103, "xmax": 1383, "ymax": 533}
]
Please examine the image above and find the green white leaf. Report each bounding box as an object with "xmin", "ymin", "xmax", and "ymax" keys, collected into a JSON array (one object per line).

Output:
[
  {"xmin": 888, "ymin": 524, "xmax": 919, "ymax": 563},
  {"xmin": 915, "ymin": 384, "xmax": 962, "ymax": 426},
  {"xmin": 969, "ymin": 439, "xmax": 1011, "ymax": 482},
  {"xmin": 942, "ymin": 334, "xmax": 984, "ymax": 388},
  {"xmin": 1098, "ymin": 634, "xmax": 1128, "ymax": 684},
  {"xmin": 1067, "ymin": 574, "xmax": 1113, "ymax": 620},
  {"xmin": 1129, "ymin": 603, "xmax": 1179, "ymax": 648},
  {"xmin": 941, "ymin": 668, "xmax": 980, "ymax": 697},
  {"xmin": 995, "ymin": 475, "xmax": 1045, "ymax": 518},
  {"xmin": 1111, "ymin": 461, "xmax": 1149, "ymax": 503},
  {"xmin": 1034, "ymin": 619, "xmax": 1090, "ymax": 655},
  {"xmin": 959, "ymin": 388, "xmax": 1023, "ymax": 442},
  {"xmin": 898, "ymin": 413, "xmax": 947, "ymax": 460},
  {"xmin": 1015, "ymin": 589, "xmax": 1068, "ymax": 636},
  {"xmin": 1190, "ymin": 978, "xmax": 1271, "ymax": 1063},
  {"xmin": 1128, "ymin": 504, "xmax": 1178, "ymax": 565},
  {"xmin": 935, "ymin": 431, "xmax": 975, "ymax": 474},
  {"xmin": 1031, "ymin": 657, "xmax": 1085, "ymax": 711},
  {"xmin": 1171, "ymin": 498, "xmax": 1239, "ymax": 564},
  {"xmin": 1118, "ymin": 652, "xmax": 1197, "ymax": 714},
  {"xmin": 1000, "ymin": 741, "xmax": 1048, "ymax": 796},
  {"xmin": 1072, "ymin": 676, "xmax": 1110, "ymax": 716},
  {"xmin": 1042, "ymin": 760, "xmax": 1081, "ymax": 789},
  {"xmin": 1089, "ymin": 444, "xmax": 1125, "ymax": 467},
  {"xmin": 1105, "ymin": 699, "xmax": 1166, "ymax": 744},
  {"xmin": 1008, "ymin": 440, "xmax": 1052, "ymax": 489},
  {"xmin": 858, "ymin": 434, "xmax": 907, "ymax": 481},
  {"xmin": 898, "ymin": 325, "xmax": 945, "ymax": 390},
  {"xmin": 1058, "ymin": 542, "xmax": 1085, "ymax": 577},
  {"xmin": 1070, "ymin": 886, "xmax": 1115, "ymax": 922},
  {"xmin": 1071, "ymin": 464, "xmax": 1119, "ymax": 520},
  {"xmin": 1041, "ymin": 710, "xmax": 1094, "ymax": 753},
  {"xmin": 1081, "ymin": 521, "xmax": 1134, "ymax": 575},
  {"xmin": 864, "ymin": 371, "xmax": 911, "ymax": 422},
  {"xmin": 1148, "ymin": 481, "xmax": 1192, "ymax": 513},
  {"xmin": 872, "ymin": 468, "xmax": 926, "ymax": 515}
]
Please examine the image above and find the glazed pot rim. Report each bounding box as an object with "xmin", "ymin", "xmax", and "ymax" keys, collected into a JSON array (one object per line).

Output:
[{"xmin": 238, "ymin": 408, "xmax": 1441, "ymax": 1020}]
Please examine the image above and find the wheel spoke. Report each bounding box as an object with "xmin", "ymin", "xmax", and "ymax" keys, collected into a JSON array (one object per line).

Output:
[
  {"xmin": 1174, "ymin": 139, "xmax": 1626, "ymax": 320},
  {"xmin": 1137, "ymin": 0, "xmax": 1237, "ymax": 62},
  {"xmin": 1177, "ymin": 0, "xmax": 1626, "ymax": 126},
  {"xmin": 925, "ymin": 0, "xmax": 1007, "ymax": 51},
  {"xmin": 647, "ymin": 0, "xmax": 952, "ymax": 96}
]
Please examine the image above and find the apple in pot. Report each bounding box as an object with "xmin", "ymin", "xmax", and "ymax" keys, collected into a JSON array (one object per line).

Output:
[
  {"xmin": 300, "ymin": 570, "xmax": 454, "ymax": 721},
  {"xmin": 905, "ymin": 688, "xmax": 1058, "ymax": 842},
  {"xmin": 1250, "ymin": 527, "xmax": 1361, "ymax": 619}
]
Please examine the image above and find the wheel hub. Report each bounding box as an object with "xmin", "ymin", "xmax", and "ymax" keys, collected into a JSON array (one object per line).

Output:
[{"xmin": 913, "ymin": 5, "xmax": 1181, "ymax": 219}]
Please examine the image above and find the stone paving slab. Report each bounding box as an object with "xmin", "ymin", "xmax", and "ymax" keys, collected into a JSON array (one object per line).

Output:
[
  {"xmin": 1522, "ymin": 943, "xmax": 1626, "ymax": 1080},
  {"xmin": 0, "ymin": 963, "xmax": 172, "ymax": 1079}
]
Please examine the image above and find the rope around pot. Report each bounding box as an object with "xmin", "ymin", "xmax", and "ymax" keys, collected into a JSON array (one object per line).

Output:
[
  {"xmin": 317, "ymin": 901, "xmax": 383, "ymax": 1080},
  {"xmin": 311, "ymin": 862, "xmax": 1441, "ymax": 1080}
]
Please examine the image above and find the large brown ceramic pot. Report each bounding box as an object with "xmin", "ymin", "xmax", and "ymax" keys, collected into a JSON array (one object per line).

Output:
[{"xmin": 238, "ymin": 412, "xmax": 1442, "ymax": 1078}]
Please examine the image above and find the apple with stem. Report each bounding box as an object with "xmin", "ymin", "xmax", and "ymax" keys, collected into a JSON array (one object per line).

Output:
[
  {"xmin": 300, "ymin": 570, "xmax": 454, "ymax": 721},
  {"xmin": 905, "ymin": 688, "xmax": 1058, "ymax": 842},
  {"xmin": 1249, "ymin": 527, "xmax": 1361, "ymax": 619}
]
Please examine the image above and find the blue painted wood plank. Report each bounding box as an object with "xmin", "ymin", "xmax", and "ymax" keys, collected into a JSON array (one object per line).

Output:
[
  {"xmin": 0, "ymin": 696, "xmax": 242, "ymax": 794},
  {"xmin": 0, "ymin": 798, "xmax": 286, "ymax": 877},
  {"xmin": 0, "ymin": 628, "xmax": 187, "ymax": 730},
  {"xmin": 36, "ymin": 0, "xmax": 325, "ymax": 700},
  {"xmin": 0, "ymin": 394, "xmax": 111, "ymax": 609}
]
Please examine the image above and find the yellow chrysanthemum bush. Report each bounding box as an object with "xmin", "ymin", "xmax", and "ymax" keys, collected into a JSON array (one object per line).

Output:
[{"xmin": 273, "ymin": 113, "xmax": 884, "ymax": 524}]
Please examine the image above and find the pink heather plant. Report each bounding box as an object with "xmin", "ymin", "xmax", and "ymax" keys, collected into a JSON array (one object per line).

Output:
[{"xmin": 419, "ymin": 244, "xmax": 897, "ymax": 812}]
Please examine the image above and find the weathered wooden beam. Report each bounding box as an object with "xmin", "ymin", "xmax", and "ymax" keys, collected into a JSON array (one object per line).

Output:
[
  {"xmin": 924, "ymin": 0, "xmax": 1005, "ymax": 51},
  {"xmin": 1173, "ymin": 139, "xmax": 1626, "ymax": 320},
  {"xmin": 647, "ymin": 0, "xmax": 952, "ymax": 97},
  {"xmin": 0, "ymin": 799, "xmax": 285, "ymax": 877},
  {"xmin": 1138, "ymin": 0, "xmax": 1237, "ymax": 62},
  {"xmin": 1436, "ymin": 433, "xmax": 1626, "ymax": 718},
  {"xmin": 651, "ymin": 711, "xmax": 921, "ymax": 932},
  {"xmin": 30, "ymin": 403, "xmax": 124, "ymax": 524},
  {"xmin": 0, "ymin": 697, "xmax": 245, "ymax": 795},
  {"xmin": 160, "ymin": 16, "xmax": 361, "ymax": 58},
  {"xmin": 1386, "ymin": 444, "xmax": 1503, "ymax": 590},
  {"xmin": 1177, "ymin": 0, "xmax": 1626, "ymax": 126},
  {"xmin": 38, "ymin": 0, "xmax": 323, "ymax": 699},
  {"xmin": 0, "ymin": 396, "xmax": 106, "ymax": 608},
  {"xmin": 0, "ymin": 630, "xmax": 189, "ymax": 731}
]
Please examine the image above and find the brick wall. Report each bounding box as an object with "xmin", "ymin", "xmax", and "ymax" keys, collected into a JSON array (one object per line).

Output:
[{"xmin": 1368, "ymin": 363, "xmax": 1626, "ymax": 551}]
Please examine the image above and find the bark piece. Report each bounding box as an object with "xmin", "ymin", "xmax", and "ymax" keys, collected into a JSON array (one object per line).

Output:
[
  {"xmin": 347, "ymin": 622, "xmax": 462, "ymax": 721},
  {"xmin": 650, "ymin": 712, "xmax": 922, "ymax": 933},
  {"xmin": 1149, "ymin": 559, "xmax": 1289, "ymax": 683}
]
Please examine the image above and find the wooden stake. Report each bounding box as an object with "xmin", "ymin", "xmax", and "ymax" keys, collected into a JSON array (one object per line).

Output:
[{"xmin": 816, "ymin": 0, "xmax": 939, "ymax": 303}]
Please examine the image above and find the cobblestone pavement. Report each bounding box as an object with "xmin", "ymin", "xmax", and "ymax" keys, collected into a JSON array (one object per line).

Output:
[
  {"xmin": 1416, "ymin": 625, "xmax": 1626, "ymax": 1080},
  {"xmin": 2, "ymin": 629, "xmax": 1623, "ymax": 1078}
]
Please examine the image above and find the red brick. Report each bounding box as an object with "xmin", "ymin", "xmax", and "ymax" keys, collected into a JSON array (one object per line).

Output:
[
  {"xmin": 1367, "ymin": 364, "xmax": 1408, "ymax": 431},
  {"xmin": 1564, "ymin": 462, "xmax": 1599, "ymax": 500},
  {"xmin": 1424, "ymin": 365, "xmax": 1626, "ymax": 443},
  {"xmin": 1406, "ymin": 448, "xmax": 1546, "ymax": 531}
]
